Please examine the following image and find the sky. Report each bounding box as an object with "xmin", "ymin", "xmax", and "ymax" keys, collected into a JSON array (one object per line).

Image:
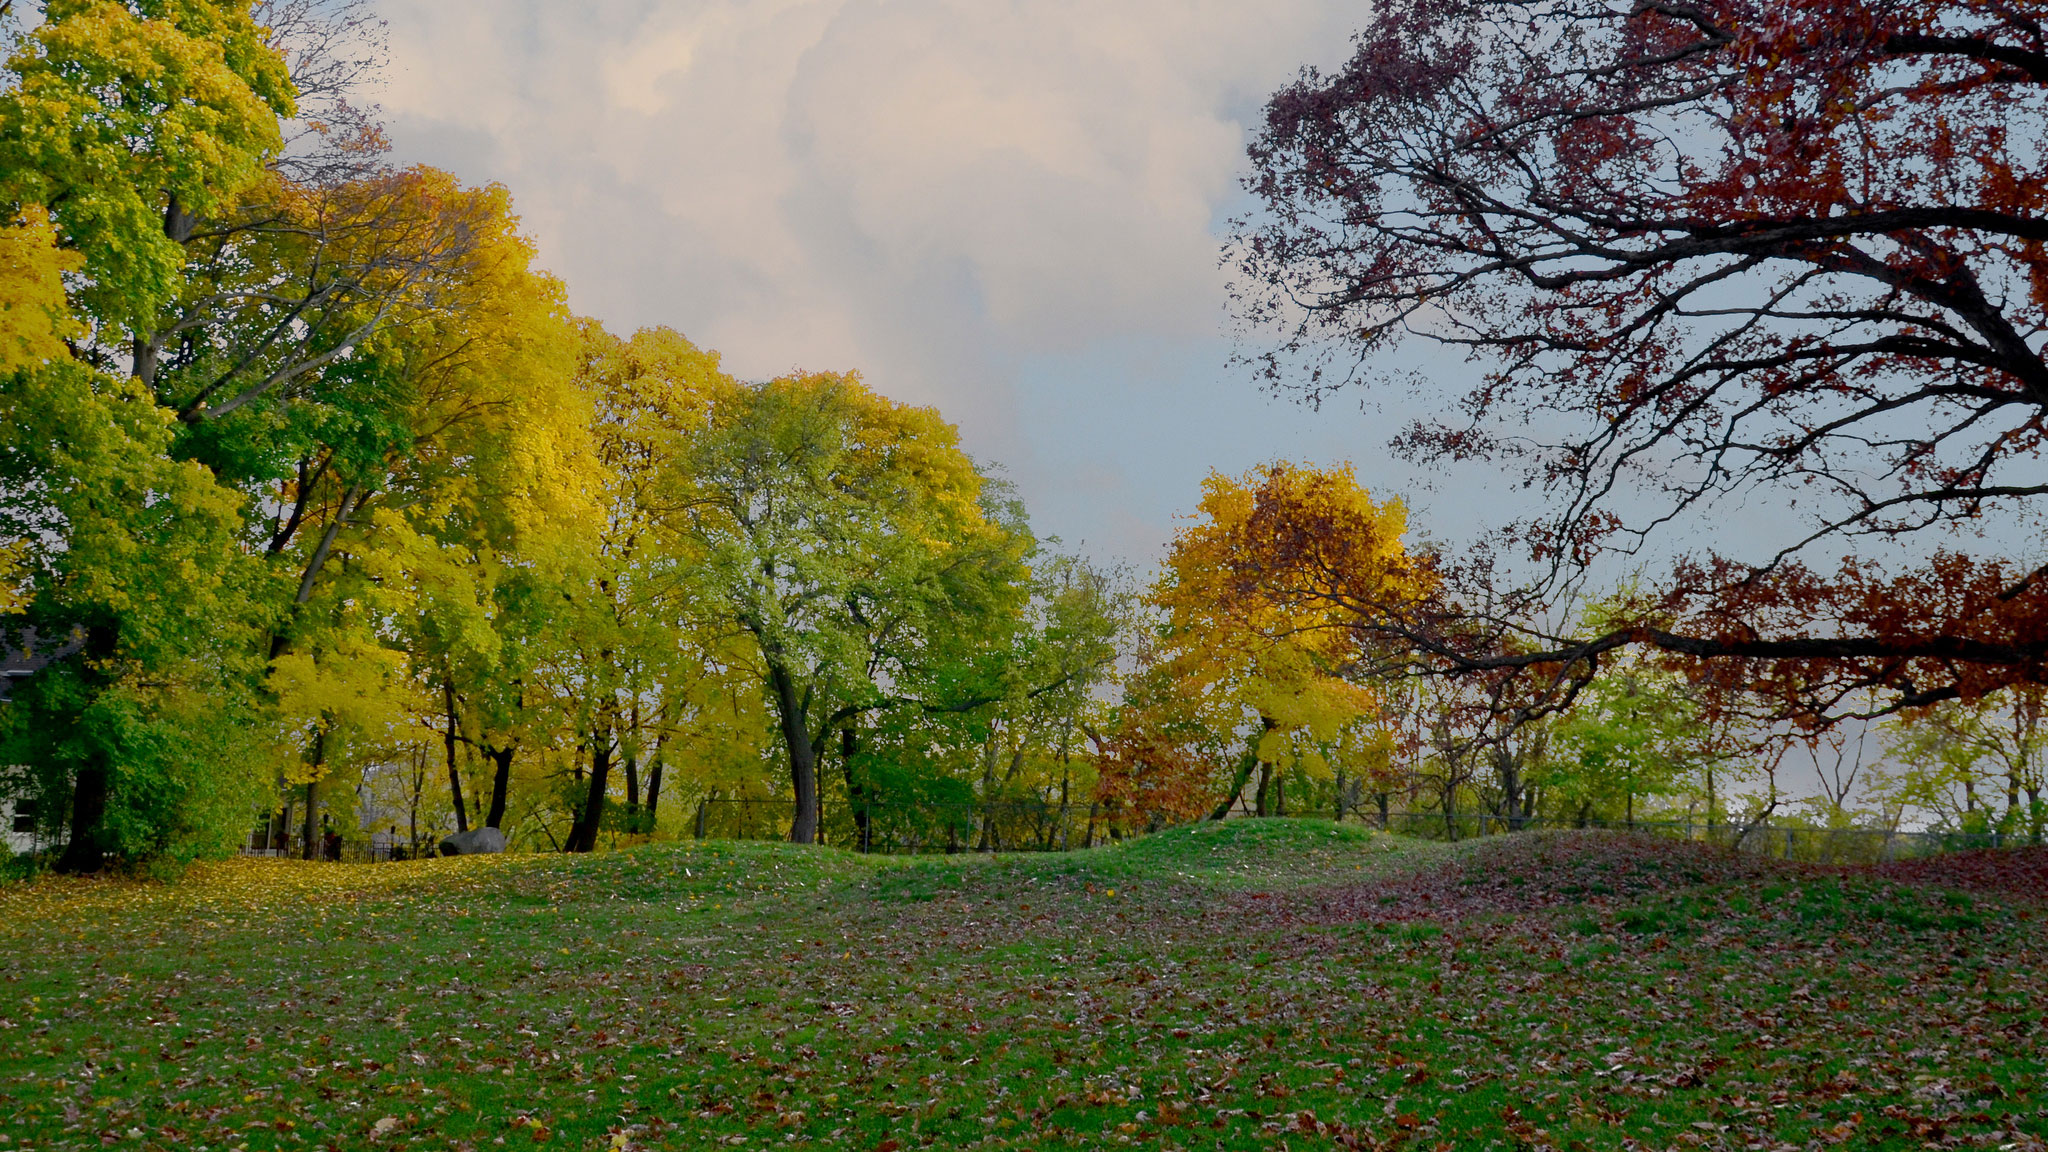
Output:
[
  {"xmin": 350, "ymin": 0, "xmax": 1966, "ymax": 814},
  {"xmin": 370, "ymin": 0, "xmax": 1515, "ymax": 571}
]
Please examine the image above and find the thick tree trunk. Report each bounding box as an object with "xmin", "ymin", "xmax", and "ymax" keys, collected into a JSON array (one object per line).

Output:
[
  {"xmin": 1253, "ymin": 761, "xmax": 1273, "ymax": 817},
  {"xmin": 645, "ymin": 752, "xmax": 663, "ymax": 824},
  {"xmin": 301, "ymin": 776, "xmax": 320, "ymax": 861},
  {"xmin": 300, "ymin": 726, "xmax": 328, "ymax": 861},
  {"xmin": 54, "ymin": 623, "xmax": 119, "ymax": 874},
  {"xmin": 1209, "ymin": 747, "xmax": 1259, "ymax": 821},
  {"xmin": 483, "ymin": 745, "xmax": 513, "ymax": 829},
  {"xmin": 623, "ymin": 749, "xmax": 641, "ymax": 831},
  {"xmin": 55, "ymin": 759, "xmax": 109, "ymax": 874},
  {"xmin": 765, "ymin": 663, "xmax": 819, "ymax": 844},
  {"xmin": 566, "ymin": 731, "xmax": 612, "ymax": 853},
  {"xmin": 1493, "ymin": 746, "xmax": 1524, "ymax": 831}
]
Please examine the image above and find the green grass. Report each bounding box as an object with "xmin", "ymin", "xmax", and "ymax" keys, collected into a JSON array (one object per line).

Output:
[{"xmin": 1, "ymin": 820, "xmax": 2043, "ymax": 1151}]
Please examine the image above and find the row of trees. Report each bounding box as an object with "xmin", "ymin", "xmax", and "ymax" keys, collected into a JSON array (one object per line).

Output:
[
  {"xmin": 7, "ymin": 0, "xmax": 2045, "ymax": 869},
  {"xmin": 0, "ymin": 0, "xmax": 1134, "ymax": 869},
  {"xmin": 1104, "ymin": 463, "xmax": 2045, "ymax": 844}
]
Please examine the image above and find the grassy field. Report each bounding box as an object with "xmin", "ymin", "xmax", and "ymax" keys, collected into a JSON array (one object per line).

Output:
[{"xmin": 1, "ymin": 821, "xmax": 2043, "ymax": 1151}]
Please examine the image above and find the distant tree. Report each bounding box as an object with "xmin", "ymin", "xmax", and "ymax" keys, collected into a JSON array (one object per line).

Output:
[
  {"xmin": 1129, "ymin": 462, "xmax": 1424, "ymax": 820},
  {"xmin": 669, "ymin": 373, "xmax": 1029, "ymax": 844},
  {"xmin": 1879, "ymin": 689, "xmax": 2047, "ymax": 839},
  {"xmin": 1236, "ymin": 0, "xmax": 2048, "ymax": 721}
]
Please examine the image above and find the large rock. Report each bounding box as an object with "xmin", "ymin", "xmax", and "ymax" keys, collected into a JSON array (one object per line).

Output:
[{"xmin": 438, "ymin": 826, "xmax": 506, "ymax": 856}]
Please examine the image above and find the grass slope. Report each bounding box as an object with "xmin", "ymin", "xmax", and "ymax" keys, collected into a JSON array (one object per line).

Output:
[{"xmin": 1, "ymin": 822, "xmax": 2043, "ymax": 1151}]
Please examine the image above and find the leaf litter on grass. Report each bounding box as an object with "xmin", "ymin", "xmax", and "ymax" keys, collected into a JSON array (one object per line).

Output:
[{"xmin": 0, "ymin": 822, "xmax": 2043, "ymax": 1151}]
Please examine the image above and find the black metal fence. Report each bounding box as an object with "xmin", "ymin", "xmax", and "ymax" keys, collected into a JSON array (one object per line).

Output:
[
  {"xmin": 691, "ymin": 796, "xmax": 1128, "ymax": 853},
  {"xmin": 692, "ymin": 799, "xmax": 2037, "ymax": 864},
  {"xmin": 241, "ymin": 832, "xmax": 414, "ymax": 862},
  {"xmin": 235, "ymin": 801, "xmax": 2039, "ymax": 865}
]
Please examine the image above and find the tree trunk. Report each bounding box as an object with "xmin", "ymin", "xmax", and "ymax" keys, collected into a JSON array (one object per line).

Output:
[
  {"xmin": 483, "ymin": 744, "xmax": 513, "ymax": 829},
  {"xmin": 444, "ymin": 681, "xmax": 468, "ymax": 835},
  {"xmin": 1494, "ymin": 746, "xmax": 1524, "ymax": 831},
  {"xmin": 1209, "ymin": 747, "xmax": 1259, "ymax": 821},
  {"xmin": 623, "ymin": 748, "xmax": 640, "ymax": 831},
  {"xmin": 841, "ymin": 725, "xmax": 871, "ymax": 852},
  {"xmin": 301, "ymin": 776, "xmax": 320, "ymax": 861},
  {"xmin": 54, "ymin": 622, "xmax": 120, "ymax": 874},
  {"xmin": 300, "ymin": 725, "xmax": 328, "ymax": 861},
  {"xmin": 645, "ymin": 750, "xmax": 664, "ymax": 825},
  {"xmin": 765, "ymin": 662, "xmax": 819, "ymax": 844},
  {"xmin": 1253, "ymin": 760, "xmax": 1273, "ymax": 817},
  {"xmin": 56, "ymin": 759, "xmax": 109, "ymax": 874},
  {"xmin": 566, "ymin": 729, "xmax": 612, "ymax": 853}
]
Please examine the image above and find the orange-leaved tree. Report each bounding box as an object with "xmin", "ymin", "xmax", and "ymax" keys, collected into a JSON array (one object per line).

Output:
[{"xmin": 1112, "ymin": 462, "xmax": 1427, "ymax": 822}]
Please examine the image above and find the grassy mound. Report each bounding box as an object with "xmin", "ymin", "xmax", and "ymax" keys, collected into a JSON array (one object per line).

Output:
[
  {"xmin": 1874, "ymin": 842, "xmax": 2048, "ymax": 900},
  {"xmin": 1, "ymin": 826, "xmax": 2042, "ymax": 1152},
  {"xmin": 863, "ymin": 816, "xmax": 1424, "ymax": 903},
  {"xmin": 1290, "ymin": 827, "xmax": 1789, "ymax": 924}
]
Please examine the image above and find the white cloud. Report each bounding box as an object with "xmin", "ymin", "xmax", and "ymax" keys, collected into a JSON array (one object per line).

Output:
[{"xmin": 374, "ymin": 0, "xmax": 1381, "ymax": 562}]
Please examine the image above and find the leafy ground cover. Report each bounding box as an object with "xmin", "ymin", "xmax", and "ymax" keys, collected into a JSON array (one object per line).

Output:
[{"xmin": 1, "ymin": 822, "xmax": 2042, "ymax": 1151}]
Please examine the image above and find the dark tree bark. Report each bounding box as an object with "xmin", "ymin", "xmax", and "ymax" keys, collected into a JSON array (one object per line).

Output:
[
  {"xmin": 565, "ymin": 729, "xmax": 612, "ymax": 853},
  {"xmin": 644, "ymin": 746, "xmax": 663, "ymax": 825},
  {"xmin": 55, "ymin": 759, "xmax": 109, "ymax": 874},
  {"xmin": 300, "ymin": 777, "xmax": 320, "ymax": 861},
  {"xmin": 765, "ymin": 662, "xmax": 820, "ymax": 844},
  {"xmin": 53, "ymin": 622, "xmax": 119, "ymax": 874},
  {"xmin": 840, "ymin": 725, "xmax": 872, "ymax": 852},
  {"xmin": 1208, "ymin": 747, "xmax": 1260, "ymax": 822},
  {"xmin": 443, "ymin": 681, "xmax": 467, "ymax": 835},
  {"xmin": 483, "ymin": 744, "xmax": 513, "ymax": 830}
]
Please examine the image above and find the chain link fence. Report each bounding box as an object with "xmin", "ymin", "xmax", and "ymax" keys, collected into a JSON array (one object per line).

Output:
[{"xmin": 1310, "ymin": 811, "xmax": 2032, "ymax": 865}]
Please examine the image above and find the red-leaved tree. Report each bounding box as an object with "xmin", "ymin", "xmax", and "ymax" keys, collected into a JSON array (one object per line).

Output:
[{"xmin": 1235, "ymin": 0, "xmax": 2048, "ymax": 720}]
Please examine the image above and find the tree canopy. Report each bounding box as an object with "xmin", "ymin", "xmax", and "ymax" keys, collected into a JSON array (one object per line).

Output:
[{"xmin": 1234, "ymin": 0, "xmax": 2048, "ymax": 722}]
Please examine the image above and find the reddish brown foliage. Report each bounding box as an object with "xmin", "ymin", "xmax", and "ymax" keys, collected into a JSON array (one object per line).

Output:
[
  {"xmin": 1874, "ymin": 844, "xmax": 2048, "ymax": 900},
  {"xmin": 1237, "ymin": 0, "xmax": 2048, "ymax": 722},
  {"xmin": 1271, "ymin": 831, "xmax": 1792, "ymax": 925}
]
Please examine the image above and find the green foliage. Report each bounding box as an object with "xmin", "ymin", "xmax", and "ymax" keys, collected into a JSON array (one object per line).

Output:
[
  {"xmin": 0, "ymin": 0, "xmax": 291, "ymax": 332},
  {"xmin": 1543, "ymin": 666, "xmax": 1711, "ymax": 823}
]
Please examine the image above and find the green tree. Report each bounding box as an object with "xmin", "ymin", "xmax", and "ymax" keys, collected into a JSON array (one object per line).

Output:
[{"xmin": 670, "ymin": 372, "xmax": 1024, "ymax": 844}]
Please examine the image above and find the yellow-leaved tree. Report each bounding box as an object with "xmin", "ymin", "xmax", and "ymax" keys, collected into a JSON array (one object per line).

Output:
[{"xmin": 1115, "ymin": 462, "xmax": 1425, "ymax": 822}]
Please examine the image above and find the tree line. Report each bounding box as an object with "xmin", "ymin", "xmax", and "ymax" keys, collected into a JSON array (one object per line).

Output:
[{"xmin": 6, "ymin": 0, "xmax": 2046, "ymax": 872}]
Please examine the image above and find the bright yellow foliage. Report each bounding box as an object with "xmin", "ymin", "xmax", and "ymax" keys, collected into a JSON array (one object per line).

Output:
[
  {"xmin": 0, "ymin": 206, "xmax": 78, "ymax": 372},
  {"xmin": 1151, "ymin": 461, "xmax": 1423, "ymax": 775}
]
